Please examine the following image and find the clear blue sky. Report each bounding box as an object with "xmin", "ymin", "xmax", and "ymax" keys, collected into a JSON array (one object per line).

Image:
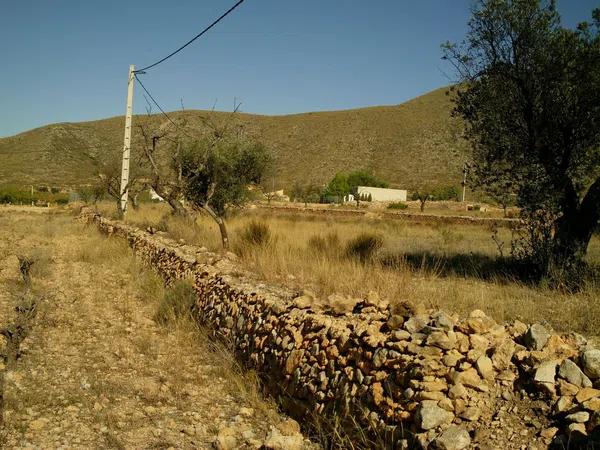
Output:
[{"xmin": 0, "ymin": 0, "xmax": 596, "ymax": 137}]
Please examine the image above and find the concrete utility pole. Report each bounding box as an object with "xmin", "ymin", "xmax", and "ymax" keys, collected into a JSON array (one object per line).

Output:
[
  {"xmin": 119, "ymin": 64, "xmax": 135, "ymax": 216},
  {"xmin": 461, "ymin": 162, "xmax": 469, "ymax": 202}
]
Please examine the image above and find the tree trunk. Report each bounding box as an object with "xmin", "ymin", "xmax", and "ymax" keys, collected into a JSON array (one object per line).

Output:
[
  {"xmin": 167, "ymin": 196, "xmax": 189, "ymax": 218},
  {"xmin": 202, "ymin": 205, "xmax": 229, "ymax": 251},
  {"xmin": 549, "ymin": 178, "xmax": 600, "ymax": 285}
]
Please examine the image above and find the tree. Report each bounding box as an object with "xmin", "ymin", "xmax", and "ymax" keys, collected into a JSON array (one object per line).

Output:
[
  {"xmin": 412, "ymin": 190, "xmax": 432, "ymax": 212},
  {"xmin": 179, "ymin": 137, "xmax": 271, "ymax": 250},
  {"xmin": 290, "ymin": 182, "xmax": 321, "ymax": 207},
  {"xmin": 324, "ymin": 172, "xmax": 350, "ymax": 204},
  {"xmin": 443, "ymin": 0, "xmax": 600, "ymax": 283}
]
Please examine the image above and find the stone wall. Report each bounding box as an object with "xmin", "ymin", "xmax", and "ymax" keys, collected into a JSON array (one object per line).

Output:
[{"xmin": 82, "ymin": 210, "xmax": 600, "ymax": 449}]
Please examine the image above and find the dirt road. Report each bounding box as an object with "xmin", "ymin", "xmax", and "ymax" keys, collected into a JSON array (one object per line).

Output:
[{"xmin": 0, "ymin": 210, "xmax": 311, "ymax": 449}]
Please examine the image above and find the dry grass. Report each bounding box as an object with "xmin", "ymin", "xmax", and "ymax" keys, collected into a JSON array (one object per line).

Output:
[{"xmin": 105, "ymin": 201, "xmax": 600, "ymax": 337}]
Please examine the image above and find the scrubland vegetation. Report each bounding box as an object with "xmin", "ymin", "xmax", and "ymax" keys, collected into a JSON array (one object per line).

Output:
[{"xmin": 97, "ymin": 202, "xmax": 600, "ymax": 336}]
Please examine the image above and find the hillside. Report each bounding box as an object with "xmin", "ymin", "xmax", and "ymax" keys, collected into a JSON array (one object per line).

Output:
[{"xmin": 0, "ymin": 87, "xmax": 468, "ymax": 190}]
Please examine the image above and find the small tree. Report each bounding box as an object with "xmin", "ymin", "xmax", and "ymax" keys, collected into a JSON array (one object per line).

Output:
[
  {"xmin": 444, "ymin": 0, "xmax": 600, "ymax": 284},
  {"xmin": 291, "ymin": 182, "xmax": 321, "ymax": 206},
  {"xmin": 324, "ymin": 172, "xmax": 350, "ymax": 204},
  {"xmin": 347, "ymin": 170, "xmax": 387, "ymax": 206},
  {"xmin": 179, "ymin": 138, "xmax": 271, "ymax": 250},
  {"xmin": 412, "ymin": 189, "xmax": 432, "ymax": 212}
]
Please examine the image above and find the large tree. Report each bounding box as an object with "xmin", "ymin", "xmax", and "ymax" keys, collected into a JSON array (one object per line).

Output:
[{"xmin": 444, "ymin": 0, "xmax": 600, "ymax": 283}]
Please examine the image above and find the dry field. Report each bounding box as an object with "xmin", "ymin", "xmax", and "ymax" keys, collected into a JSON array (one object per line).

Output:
[
  {"xmin": 100, "ymin": 201, "xmax": 600, "ymax": 338},
  {"xmin": 0, "ymin": 209, "xmax": 312, "ymax": 449}
]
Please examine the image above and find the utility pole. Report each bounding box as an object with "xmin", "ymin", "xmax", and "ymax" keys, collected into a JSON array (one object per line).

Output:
[
  {"xmin": 461, "ymin": 162, "xmax": 469, "ymax": 202},
  {"xmin": 119, "ymin": 64, "xmax": 135, "ymax": 216}
]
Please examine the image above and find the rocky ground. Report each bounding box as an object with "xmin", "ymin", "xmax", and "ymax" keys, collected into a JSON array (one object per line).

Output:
[{"xmin": 0, "ymin": 210, "xmax": 315, "ymax": 449}]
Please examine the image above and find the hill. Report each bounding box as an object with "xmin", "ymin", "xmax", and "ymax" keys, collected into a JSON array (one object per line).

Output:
[{"xmin": 0, "ymin": 87, "xmax": 468, "ymax": 191}]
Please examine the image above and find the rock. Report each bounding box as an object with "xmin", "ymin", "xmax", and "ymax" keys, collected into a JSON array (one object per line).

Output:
[
  {"xmin": 568, "ymin": 422, "xmax": 587, "ymax": 436},
  {"xmin": 491, "ymin": 340, "xmax": 516, "ymax": 370},
  {"xmin": 448, "ymin": 383, "xmax": 468, "ymax": 400},
  {"xmin": 29, "ymin": 418, "xmax": 49, "ymax": 431},
  {"xmin": 540, "ymin": 427, "xmax": 558, "ymax": 440},
  {"xmin": 214, "ymin": 427, "xmax": 237, "ymax": 450},
  {"xmin": 558, "ymin": 379, "xmax": 581, "ymax": 396},
  {"xmin": 293, "ymin": 294, "xmax": 314, "ymax": 309},
  {"xmin": 459, "ymin": 407, "xmax": 480, "ymax": 421},
  {"xmin": 325, "ymin": 294, "xmax": 360, "ymax": 314},
  {"xmin": 263, "ymin": 427, "xmax": 304, "ymax": 450},
  {"xmin": 387, "ymin": 315, "xmax": 405, "ymax": 330},
  {"xmin": 276, "ymin": 419, "xmax": 301, "ymax": 436},
  {"xmin": 415, "ymin": 403, "xmax": 455, "ymax": 430},
  {"xmin": 566, "ymin": 411, "xmax": 589, "ymax": 423},
  {"xmin": 583, "ymin": 397, "xmax": 600, "ymax": 411},
  {"xmin": 365, "ymin": 291, "xmax": 389, "ymax": 310},
  {"xmin": 476, "ymin": 356, "xmax": 495, "ymax": 381},
  {"xmin": 555, "ymin": 396, "xmax": 574, "ymax": 413},
  {"xmin": 432, "ymin": 425, "xmax": 471, "ymax": 450},
  {"xmin": 285, "ymin": 349, "xmax": 304, "ymax": 375},
  {"xmin": 534, "ymin": 360, "xmax": 558, "ymax": 384},
  {"xmin": 451, "ymin": 368, "xmax": 487, "ymax": 391},
  {"xmin": 523, "ymin": 324, "xmax": 550, "ymax": 351},
  {"xmin": 582, "ymin": 349, "xmax": 600, "ymax": 379},
  {"xmin": 443, "ymin": 350, "xmax": 463, "ymax": 368},
  {"xmin": 558, "ymin": 359, "xmax": 592, "ymax": 387},
  {"xmin": 575, "ymin": 387, "xmax": 600, "ymax": 403},
  {"xmin": 427, "ymin": 331, "xmax": 457, "ymax": 350},
  {"xmin": 432, "ymin": 311, "xmax": 456, "ymax": 331},
  {"xmin": 405, "ymin": 315, "xmax": 429, "ymax": 334}
]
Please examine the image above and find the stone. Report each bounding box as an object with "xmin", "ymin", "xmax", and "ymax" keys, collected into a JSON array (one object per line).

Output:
[
  {"xmin": 387, "ymin": 314, "xmax": 405, "ymax": 330},
  {"xmin": 365, "ymin": 290, "xmax": 389, "ymax": 310},
  {"xmin": 544, "ymin": 335, "xmax": 578, "ymax": 360},
  {"xmin": 575, "ymin": 387, "xmax": 600, "ymax": 403},
  {"xmin": 214, "ymin": 427, "xmax": 237, "ymax": 450},
  {"xmin": 558, "ymin": 379, "xmax": 581, "ymax": 396},
  {"xmin": 540, "ymin": 427, "xmax": 558, "ymax": 440},
  {"xmin": 448, "ymin": 383, "xmax": 468, "ymax": 400},
  {"xmin": 534, "ymin": 360, "xmax": 558, "ymax": 384},
  {"xmin": 476, "ymin": 356, "xmax": 495, "ymax": 381},
  {"xmin": 431, "ymin": 425, "xmax": 471, "ymax": 450},
  {"xmin": 263, "ymin": 427, "xmax": 304, "ymax": 450},
  {"xmin": 276, "ymin": 419, "xmax": 300, "ymax": 436},
  {"xmin": 582, "ymin": 349, "xmax": 600, "ymax": 379},
  {"xmin": 466, "ymin": 316, "xmax": 496, "ymax": 334},
  {"xmin": 293, "ymin": 294, "xmax": 314, "ymax": 309},
  {"xmin": 558, "ymin": 359, "xmax": 592, "ymax": 387},
  {"xmin": 582, "ymin": 397, "xmax": 600, "ymax": 412},
  {"xmin": 469, "ymin": 334, "xmax": 489, "ymax": 351},
  {"xmin": 427, "ymin": 331, "xmax": 457, "ymax": 350},
  {"xmin": 405, "ymin": 315, "xmax": 429, "ymax": 334},
  {"xmin": 443, "ymin": 350, "xmax": 463, "ymax": 368},
  {"xmin": 452, "ymin": 368, "xmax": 487, "ymax": 391},
  {"xmin": 432, "ymin": 311, "xmax": 455, "ymax": 331},
  {"xmin": 523, "ymin": 324, "xmax": 550, "ymax": 351},
  {"xmin": 325, "ymin": 294, "xmax": 360, "ymax": 314},
  {"xmin": 415, "ymin": 403, "xmax": 455, "ymax": 430},
  {"xmin": 566, "ymin": 411, "xmax": 589, "ymax": 423},
  {"xmin": 285, "ymin": 349, "xmax": 304, "ymax": 375},
  {"xmin": 555, "ymin": 396, "xmax": 574, "ymax": 413},
  {"xmin": 568, "ymin": 422, "xmax": 587, "ymax": 436},
  {"xmin": 391, "ymin": 330, "xmax": 411, "ymax": 341},
  {"xmin": 459, "ymin": 407, "xmax": 480, "ymax": 421},
  {"xmin": 492, "ymin": 340, "xmax": 516, "ymax": 370}
]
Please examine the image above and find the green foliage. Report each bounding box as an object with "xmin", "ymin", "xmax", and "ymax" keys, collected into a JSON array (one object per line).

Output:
[
  {"xmin": 444, "ymin": 0, "xmax": 600, "ymax": 283},
  {"xmin": 387, "ymin": 202, "xmax": 408, "ymax": 210},
  {"xmin": 0, "ymin": 185, "xmax": 68, "ymax": 205},
  {"xmin": 180, "ymin": 139, "xmax": 271, "ymax": 217},
  {"xmin": 345, "ymin": 233, "xmax": 383, "ymax": 262},
  {"xmin": 347, "ymin": 170, "xmax": 388, "ymax": 190},
  {"xmin": 76, "ymin": 185, "xmax": 104, "ymax": 204},
  {"xmin": 324, "ymin": 172, "xmax": 350, "ymax": 202},
  {"xmin": 290, "ymin": 182, "xmax": 321, "ymax": 205},
  {"xmin": 431, "ymin": 185, "xmax": 460, "ymax": 201}
]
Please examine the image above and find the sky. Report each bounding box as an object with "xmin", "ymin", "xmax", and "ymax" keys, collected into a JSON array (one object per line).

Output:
[{"xmin": 0, "ymin": 0, "xmax": 597, "ymax": 137}]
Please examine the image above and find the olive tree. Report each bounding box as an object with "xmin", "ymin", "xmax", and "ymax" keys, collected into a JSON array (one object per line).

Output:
[
  {"xmin": 179, "ymin": 137, "xmax": 271, "ymax": 250},
  {"xmin": 444, "ymin": 0, "xmax": 600, "ymax": 284}
]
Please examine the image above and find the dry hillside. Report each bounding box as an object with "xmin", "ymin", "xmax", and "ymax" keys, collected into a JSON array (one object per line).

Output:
[{"xmin": 0, "ymin": 87, "xmax": 467, "ymax": 190}]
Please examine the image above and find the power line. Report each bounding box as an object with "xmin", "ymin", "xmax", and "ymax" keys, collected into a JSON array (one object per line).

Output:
[
  {"xmin": 134, "ymin": 74, "xmax": 194, "ymax": 139},
  {"xmin": 135, "ymin": 0, "xmax": 247, "ymax": 73}
]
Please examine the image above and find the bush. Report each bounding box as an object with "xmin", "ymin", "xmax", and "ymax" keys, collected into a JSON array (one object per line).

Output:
[
  {"xmin": 387, "ymin": 202, "xmax": 408, "ymax": 210},
  {"xmin": 345, "ymin": 233, "xmax": 383, "ymax": 261},
  {"xmin": 240, "ymin": 220, "xmax": 272, "ymax": 247},
  {"xmin": 154, "ymin": 279, "xmax": 197, "ymax": 324}
]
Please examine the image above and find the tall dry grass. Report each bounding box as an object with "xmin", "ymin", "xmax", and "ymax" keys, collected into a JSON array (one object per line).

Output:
[{"xmin": 96, "ymin": 202, "xmax": 600, "ymax": 336}]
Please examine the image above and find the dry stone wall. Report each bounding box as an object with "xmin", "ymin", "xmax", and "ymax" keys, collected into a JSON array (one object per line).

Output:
[{"xmin": 82, "ymin": 210, "xmax": 600, "ymax": 449}]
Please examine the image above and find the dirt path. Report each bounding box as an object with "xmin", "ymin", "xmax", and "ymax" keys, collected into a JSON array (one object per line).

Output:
[{"xmin": 0, "ymin": 211, "xmax": 312, "ymax": 449}]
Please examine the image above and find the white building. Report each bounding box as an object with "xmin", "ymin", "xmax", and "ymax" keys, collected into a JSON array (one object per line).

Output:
[{"xmin": 357, "ymin": 186, "xmax": 407, "ymax": 202}]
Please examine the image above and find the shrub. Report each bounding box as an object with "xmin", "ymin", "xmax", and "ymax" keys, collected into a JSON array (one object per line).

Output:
[
  {"xmin": 154, "ymin": 279, "xmax": 197, "ymax": 324},
  {"xmin": 345, "ymin": 233, "xmax": 383, "ymax": 261},
  {"xmin": 387, "ymin": 202, "xmax": 408, "ymax": 210},
  {"xmin": 240, "ymin": 220, "xmax": 272, "ymax": 247}
]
